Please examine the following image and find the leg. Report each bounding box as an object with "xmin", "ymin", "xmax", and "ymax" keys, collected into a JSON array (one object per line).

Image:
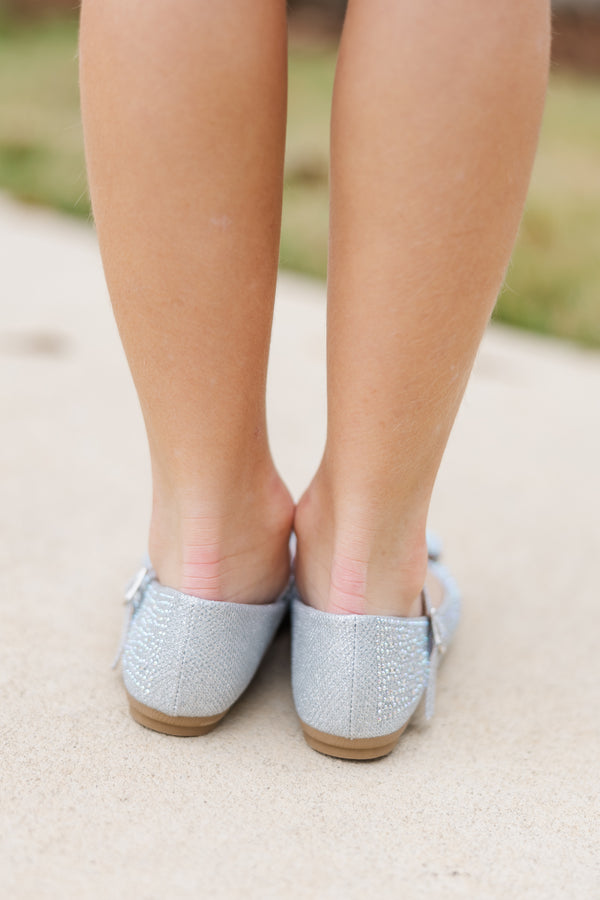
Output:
[
  {"xmin": 295, "ymin": 0, "xmax": 550, "ymax": 615},
  {"xmin": 79, "ymin": 0, "xmax": 293, "ymax": 602}
]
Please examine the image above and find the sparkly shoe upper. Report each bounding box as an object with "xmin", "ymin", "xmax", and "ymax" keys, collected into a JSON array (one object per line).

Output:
[
  {"xmin": 291, "ymin": 557, "xmax": 460, "ymax": 741},
  {"xmin": 120, "ymin": 565, "xmax": 291, "ymax": 718}
]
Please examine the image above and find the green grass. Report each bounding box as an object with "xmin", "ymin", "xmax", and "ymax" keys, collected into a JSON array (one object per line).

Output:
[
  {"xmin": 1, "ymin": 13, "xmax": 599, "ymax": 348},
  {"xmin": 498, "ymin": 74, "xmax": 600, "ymax": 346},
  {"xmin": 0, "ymin": 12, "xmax": 88, "ymax": 217},
  {"xmin": 280, "ymin": 47, "xmax": 334, "ymax": 275}
]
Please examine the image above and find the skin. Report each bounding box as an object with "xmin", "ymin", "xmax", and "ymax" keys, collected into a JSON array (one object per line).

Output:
[
  {"xmin": 79, "ymin": 0, "xmax": 550, "ymax": 615},
  {"xmin": 294, "ymin": 0, "xmax": 551, "ymax": 615},
  {"xmin": 79, "ymin": 0, "xmax": 294, "ymax": 604}
]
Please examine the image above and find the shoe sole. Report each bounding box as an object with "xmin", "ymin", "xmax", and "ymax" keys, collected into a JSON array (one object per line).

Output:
[
  {"xmin": 127, "ymin": 694, "xmax": 228, "ymax": 736},
  {"xmin": 300, "ymin": 721, "xmax": 408, "ymax": 760}
]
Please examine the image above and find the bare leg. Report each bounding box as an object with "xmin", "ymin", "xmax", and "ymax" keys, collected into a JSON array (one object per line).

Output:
[
  {"xmin": 295, "ymin": 0, "xmax": 550, "ymax": 615},
  {"xmin": 79, "ymin": 0, "xmax": 293, "ymax": 603}
]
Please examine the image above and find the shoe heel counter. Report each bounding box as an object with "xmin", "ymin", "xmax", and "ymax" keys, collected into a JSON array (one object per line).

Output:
[
  {"xmin": 292, "ymin": 597, "xmax": 431, "ymax": 741},
  {"xmin": 291, "ymin": 598, "xmax": 357, "ymax": 738},
  {"xmin": 122, "ymin": 588, "xmax": 191, "ymax": 717},
  {"xmin": 350, "ymin": 618, "xmax": 429, "ymax": 739}
]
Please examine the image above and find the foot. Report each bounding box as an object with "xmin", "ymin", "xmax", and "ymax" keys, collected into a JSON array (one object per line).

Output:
[
  {"xmin": 294, "ymin": 469, "xmax": 442, "ymax": 617},
  {"xmin": 148, "ymin": 464, "xmax": 295, "ymax": 605}
]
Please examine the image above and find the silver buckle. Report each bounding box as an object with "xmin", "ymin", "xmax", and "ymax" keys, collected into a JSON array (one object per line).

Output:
[
  {"xmin": 124, "ymin": 564, "xmax": 150, "ymax": 606},
  {"xmin": 111, "ymin": 564, "xmax": 151, "ymax": 669},
  {"xmin": 428, "ymin": 605, "xmax": 447, "ymax": 656},
  {"xmin": 422, "ymin": 587, "xmax": 447, "ymax": 655}
]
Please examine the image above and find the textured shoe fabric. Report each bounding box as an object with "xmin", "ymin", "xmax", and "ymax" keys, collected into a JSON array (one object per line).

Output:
[
  {"xmin": 291, "ymin": 560, "xmax": 461, "ymax": 741},
  {"xmin": 121, "ymin": 567, "xmax": 291, "ymax": 718}
]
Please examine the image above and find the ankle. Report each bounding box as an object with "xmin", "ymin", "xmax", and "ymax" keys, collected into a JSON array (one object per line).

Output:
[
  {"xmin": 149, "ymin": 466, "xmax": 294, "ymax": 604},
  {"xmin": 294, "ymin": 473, "xmax": 428, "ymax": 617},
  {"xmin": 327, "ymin": 539, "xmax": 426, "ymax": 617}
]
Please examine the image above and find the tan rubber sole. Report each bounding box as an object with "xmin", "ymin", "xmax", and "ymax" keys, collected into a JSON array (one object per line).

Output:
[
  {"xmin": 127, "ymin": 694, "xmax": 228, "ymax": 737},
  {"xmin": 301, "ymin": 721, "xmax": 408, "ymax": 760}
]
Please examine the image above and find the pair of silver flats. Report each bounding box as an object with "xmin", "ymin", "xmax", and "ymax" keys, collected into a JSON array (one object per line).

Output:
[{"xmin": 116, "ymin": 532, "xmax": 460, "ymax": 759}]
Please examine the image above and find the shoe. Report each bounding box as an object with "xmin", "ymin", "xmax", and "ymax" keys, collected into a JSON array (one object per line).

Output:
[
  {"xmin": 113, "ymin": 557, "xmax": 291, "ymax": 736},
  {"xmin": 291, "ymin": 535, "xmax": 460, "ymax": 760}
]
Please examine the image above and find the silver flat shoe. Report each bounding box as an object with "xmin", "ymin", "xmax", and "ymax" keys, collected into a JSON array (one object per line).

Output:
[
  {"xmin": 291, "ymin": 536, "xmax": 460, "ymax": 759},
  {"xmin": 114, "ymin": 558, "xmax": 291, "ymax": 736}
]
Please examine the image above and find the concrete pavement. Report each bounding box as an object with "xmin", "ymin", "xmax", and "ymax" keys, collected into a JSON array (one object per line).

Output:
[{"xmin": 1, "ymin": 193, "xmax": 598, "ymax": 898}]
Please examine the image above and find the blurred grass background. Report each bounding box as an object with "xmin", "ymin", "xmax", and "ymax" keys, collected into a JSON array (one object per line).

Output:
[{"xmin": 0, "ymin": 10, "xmax": 599, "ymax": 347}]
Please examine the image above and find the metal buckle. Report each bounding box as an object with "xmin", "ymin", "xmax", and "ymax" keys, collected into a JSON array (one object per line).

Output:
[
  {"xmin": 111, "ymin": 564, "xmax": 151, "ymax": 669},
  {"xmin": 422, "ymin": 586, "xmax": 447, "ymax": 656},
  {"xmin": 124, "ymin": 564, "xmax": 150, "ymax": 607},
  {"xmin": 428, "ymin": 605, "xmax": 447, "ymax": 656}
]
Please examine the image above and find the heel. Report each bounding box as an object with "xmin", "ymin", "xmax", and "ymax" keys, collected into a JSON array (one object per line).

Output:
[
  {"xmin": 301, "ymin": 721, "xmax": 407, "ymax": 760},
  {"xmin": 127, "ymin": 694, "xmax": 227, "ymax": 737}
]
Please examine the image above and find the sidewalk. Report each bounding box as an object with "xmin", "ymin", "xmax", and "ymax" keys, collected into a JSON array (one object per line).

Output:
[{"xmin": 1, "ymin": 193, "xmax": 598, "ymax": 898}]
